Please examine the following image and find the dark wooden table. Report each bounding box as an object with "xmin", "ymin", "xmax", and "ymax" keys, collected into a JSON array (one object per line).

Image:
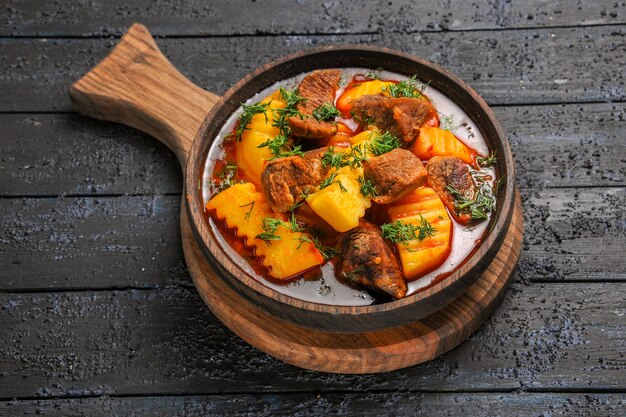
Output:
[{"xmin": 1, "ymin": 1, "xmax": 625, "ymax": 415}]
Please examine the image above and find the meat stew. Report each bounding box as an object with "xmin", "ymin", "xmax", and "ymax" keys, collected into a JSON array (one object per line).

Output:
[{"xmin": 202, "ymin": 68, "xmax": 503, "ymax": 305}]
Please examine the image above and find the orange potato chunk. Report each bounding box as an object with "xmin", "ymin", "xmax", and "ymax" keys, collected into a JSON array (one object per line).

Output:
[
  {"xmin": 206, "ymin": 183, "xmax": 324, "ymax": 279},
  {"xmin": 411, "ymin": 126, "xmax": 476, "ymax": 165},
  {"xmin": 387, "ymin": 187, "xmax": 452, "ymax": 280},
  {"xmin": 336, "ymin": 80, "xmax": 393, "ymax": 116}
]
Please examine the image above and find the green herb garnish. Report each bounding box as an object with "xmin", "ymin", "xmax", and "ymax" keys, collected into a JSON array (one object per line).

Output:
[
  {"xmin": 357, "ymin": 176, "xmax": 379, "ymax": 198},
  {"xmin": 228, "ymin": 101, "xmax": 271, "ymax": 141},
  {"xmin": 348, "ymin": 143, "xmax": 368, "ymax": 168},
  {"xmin": 239, "ymin": 201, "xmax": 255, "ymax": 220},
  {"xmin": 312, "ymin": 103, "xmax": 341, "ymax": 121},
  {"xmin": 366, "ymin": 131, "xmax": 402, "ymax": 156},
  {"xmin": 287, "ymin": 188, "xmax": 313, "ymax": 211},
  {"xmin": 297, "ymin": 235, "xmax": 339, "ymax": 259},
  {"xmin": 288, "ymin": 212, "xmax": 304, "ymax": 233},
  {"xmin": 381, "ymin": 216, "xmax": 436, "ymax": 245},
  {"xmin": 342, "ymin": 267, "xmax": 363, "ymax": 282},
  {"xmin": 255, "ymin": 217, "xmax": 287, "ymax": 244},
  {"xmin": 213, "ymin": 163, "xmax": 240, "ymax": 192},
  {"xmin": 257, "ymin": 133, "xmax": 304, "ymax": 160},
  {"xmin": 382, "ymin": 76, "xmax": 428, "ymax": 99},
  {"xmin": 350, "ymin": 109, "xmax": 375, "ymax": 127},
  {"xmin": 477, "ymin": 151, "xmax": 498, "ymax": 168},
  {"xmin": 319, "ymin": 172, "xmax": 347, "ymax": 193},
  {"xmin": 445, "ymin": 183, "xmax": 494, "ymax": 220},
  {"xmin": 272, "ymin": 87, "xmax": 308, "ymax": 136},
  {"xmin": 319, "ymin": 172, "xmax": 338, "ymax": 190},
  {"xmin": 321, "ymin": 147, "xmax": 349, "ymax": 169}
]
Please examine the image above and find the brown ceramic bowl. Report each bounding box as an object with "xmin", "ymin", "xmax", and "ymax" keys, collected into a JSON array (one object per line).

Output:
[{"xmin": 184, "ymin": 46, "xmax": 515, "ymax": 333}]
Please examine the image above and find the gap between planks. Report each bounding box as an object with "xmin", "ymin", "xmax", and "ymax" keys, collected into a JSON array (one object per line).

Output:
[
  {"xmin": 0, "ymin": 22, "xmax": 625, "ymax": 40},
  {"xmin": 1, "ymin": 183, "xmax": 624, "ymax": 200},
  {"xmin": 2, "ymin": 387, "xmax": 626, "ymax": 403}
]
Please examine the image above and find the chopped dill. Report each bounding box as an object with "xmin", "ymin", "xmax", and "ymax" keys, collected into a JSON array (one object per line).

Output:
[
  {"xmin": 319, "ymin": 172, "xmax": 347, "ymax": 192},
  {"xmin": 321, "ymin": 146, "xmax": 349, "ymax": 169},
  {"xmin": 381, "ymin": 216, "xmax": 436, "ymax": 245},
  {"xmin": 350, "ymin": 109, "xmax": 374, "ymax": 127},
  {"xmin": 255, "ymin": 217, "xmax": 287, "ymax": 244},
  {"xmin": 312, "ymin": 103, "xmax": 341, "ymax": 121},
  {"xmin": 342, "ymin": 266, "xmax": 365, "ymax": 283},
  {"xmin": 445, "ymin": 183, "xmax": 495, "ymax": 220},
  {"xmin": 477, "ymin": 151, "xmax": 498, "ymax": 168},
  {"xmin": 382, "ymin": 76, "xmax": 428, "ymax": 99},
  {"xmin": 288, "ymin": 212, "xmax": 304, "ymax": 233},
  {"xmin": 213, "ymin": 162, "xmax": 240, "ymax": 192},
  {"xmin": 287, "ymin": 188, "xmax": 313, "ymax": 211},
  {"xmin": 366, "ymin": 131, "xmax": 402, "ymax": 156},
  {"xmin": 319, "ymin": 172, "xmax": 338, "ymax": 190},
  {"xmin": 239, "ymin": 201, "xmax": 255, "ymax": 220},
  {"xmin": 297, "ymin": 235, "xmax": 339, "ymax": 259},
  {"xmin": 357, "ymin": 176, "xmax": 379, "ymax": 198},
  {"xmin": 321, "ymin": 144, "xmax": 368, "ymax": 169},
  {"xmin": 416, "ymin": 214, "xmax": 437, "ymax": 241},
  {"xmin": 348, "ymin": 143, "xmax": 368, "ymax": 168},
  {"xmin": 228, "ymin": 101, "xmax": 271, "ymax": 141},
  {"xmin": 257, "ymin": 133, "xmax": 304, "ymax": 159},
  {"xmin": 272, "ymin": 87, "xmax": 307, "ymax": 136}
]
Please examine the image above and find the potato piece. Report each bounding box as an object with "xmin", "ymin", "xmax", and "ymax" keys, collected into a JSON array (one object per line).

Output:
[
  {"xmin": 235, "ymin": 94, "xmax": 286, "ymax": 187},
  {"xmin": 306, "ymin": 166, "xmax": 372, "ymax": 232},
  {"xmin": 336, "ymin": 80, "xmax": 393, "ymax": 115},
  {"xmin": 387, "ymin": 187, "xmax": 452, "ymax": 280},
  {"xmin": 206, "ymin": 183, "xmax": 324, "ymax": 279},
  {"xmin": 411, "ymin": 126, "xmax": 476, "ymax": 165}
]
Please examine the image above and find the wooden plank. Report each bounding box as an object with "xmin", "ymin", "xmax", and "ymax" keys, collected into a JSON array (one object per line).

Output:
[
  {"xmin": 1, "ymin": 0, "xmax": 624, "ymax": 37},
  {"xmin": 0, "ymin": 283, "xmax": 624, "ymax": 397},
  {"xmin": 0, "ymin": 186, "xmax": 623, "ymax": 291},
  {"xmin": 0, "ymin": 196, "xmax": 188, "ymax": 290},
  {"xmin": 499, "ymin": 103, "xmax": 626, "ymax": 189},
  {"xmin": 1, "ymin": 26, "xmax": 624, "ymax": 112},
  {"xmin": 0, "ymin": 114, "xmax": 181, "ymax": 196},
  {"xmin": 0, "ymin": 393, "xmax": 624, "ymax": 416},
  {"xmin": 0, "ymin": 104, "xmax": 623, "ymax": 197},
  {"xmin": 521, "ymin": 187, "xmax": 626, "ymax": 282}
]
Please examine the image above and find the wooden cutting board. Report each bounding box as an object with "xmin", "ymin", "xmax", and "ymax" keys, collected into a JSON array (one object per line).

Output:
[
  {"xmin": 70, "ymin": 23, "xmax": 523, "ymax": 374},
  {"xmin": 182, "ymin": 192, "xmax": 522, "ymax": 373}
]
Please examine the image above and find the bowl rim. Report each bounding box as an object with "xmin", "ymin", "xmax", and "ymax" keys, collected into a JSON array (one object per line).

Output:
[{"xmin": 185, "ymin": 45, "xmax": 516, "ymax": 316}]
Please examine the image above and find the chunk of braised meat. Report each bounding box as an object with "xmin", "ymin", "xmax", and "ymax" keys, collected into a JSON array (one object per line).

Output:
[
  {"xmin": 427, "ymin": 156, "xmax": 477, "ymax": 224},
  {"xmin": 261, "ymin": 148, "xmax": 328, "ymax": 212},
  {"xmin": 339, "ymin": 220, "xmax": 407, "ymax": 299},
  {"xmin": 289, "ymin": 69, "xmax": 341, "ymax": 139},
  {"xmin": 351, "ymin": 95, "xmax": 436, "ymax": 142},
  {"xmin": 363, "ymin": 148, "xmax": 428, "ymax": 204}
]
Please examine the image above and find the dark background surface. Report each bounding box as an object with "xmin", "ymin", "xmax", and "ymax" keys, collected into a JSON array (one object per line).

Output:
[{"xmin": 0, "ymin": 1, "xmax": 625, "ymax": 415}]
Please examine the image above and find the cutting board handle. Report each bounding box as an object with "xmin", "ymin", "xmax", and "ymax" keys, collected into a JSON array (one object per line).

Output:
[{"xmin": 69, "ymin": 23, "xmax": 219, "ymax": 167}]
